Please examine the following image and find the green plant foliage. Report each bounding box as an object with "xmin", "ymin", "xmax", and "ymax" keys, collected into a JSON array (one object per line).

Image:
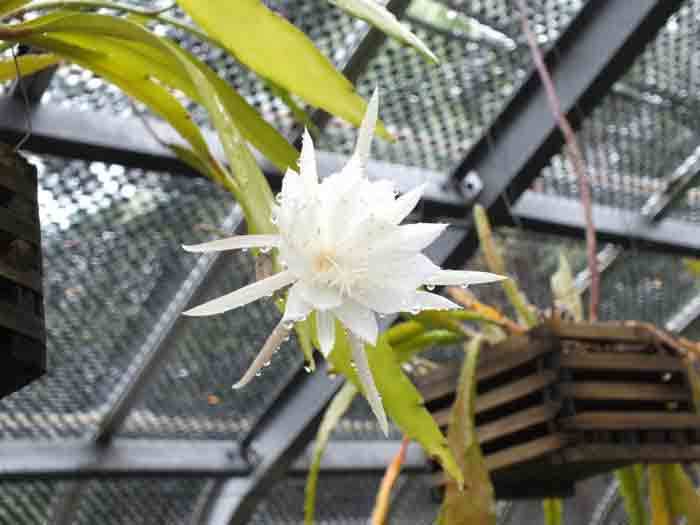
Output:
[
  {"xmin": 473, "ymin": 205, "xmax": 538, "ymax": 328},
  {"xmin": 304, "ymin": 382, "xmax": 358, "ymax": 525},
  {"xmin": 328, "ymin": 0, "xmax": 438, "ymax": 63},
  {"xmin": 0, "ymin": 52, "xmax": 59, "ymax": 81},
  {"xmin": 0, "ymin": 13, "xmax": 298, "ymax": 172},
  {"xmin": 617, "ymin": 465, "xmax": 648, "ymax": 525},
  {"xmin": 328, "ymin": 324, "xmax": 463, "ymax": 487},
  {"xmin": 0, "ymin": 0, "xmax": 31, "ymax": 16},
  {"xmin": 174, "ymin": 0, "xmax": 393, "ymax": 140},
  {"xmin": 437, "ymin": 336, "xmax": 496, "ymax": 525},
  {"xmin": 550, "ymin": 252, "xmax": 583, "ymax": 321}
]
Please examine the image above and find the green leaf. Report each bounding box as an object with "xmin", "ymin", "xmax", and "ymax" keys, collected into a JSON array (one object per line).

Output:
[
  {"xmin": 438, "ymin": 336, "xmax": 496, "ymax": 525},
  {"xmin": 543, "ymin": 499, "xmax": 563, "ymax": 525},
  {"xmin": 0, "ymin": 0, "xmax": 31, "ymax": 16},
  {"xmin": 304, "ymin": 382, "xmax": 357, "ymax": 525},
  {"xmin": 0, "ymin": 53, "xmax": 59, "ymax": 81},
  {"xmin": 4, "ymin": 13, "xmax": 298, "ymax": 172},
  {"xmin": 163, "ymin": 39, "xmax": 276, "ymax": 234},
  {"xmin": 328, "ymin": 325, "xmax": 463, "ymax": 487},
  {"xmin": 650, "ymin": 464, "xmax": 673, "ymax": 525},
  {"xmin": 659, "ymin": 464, "xmax": 700, "ymax": 525},
  {"xmin": 474, "ymin": 204, "xmax": 538, "ymax": 327},
  {"xmin": 329, "ymin": 0, "xmax": 438, "ymax": 63},
  {"xmin": 616, "ymin": 465, "xmax": 648, "ymax": 525},
  {"xmin": 551, "ymin": 252, "xmax": 583, "ymax": 321},
  {"xmin": 174, "ymin": 0, "xmax": 394, "ymax": 140}
]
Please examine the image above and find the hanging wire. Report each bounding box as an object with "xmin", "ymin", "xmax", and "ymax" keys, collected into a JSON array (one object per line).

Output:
[{"xmin": 11, "ymin": 44, "xmax": 33, "ymax": 152}]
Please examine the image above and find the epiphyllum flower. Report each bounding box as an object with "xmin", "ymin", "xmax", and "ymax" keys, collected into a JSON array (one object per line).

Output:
[{"xmin": 182, "ymin": 89, "xmax": 504, "ymax": 434}]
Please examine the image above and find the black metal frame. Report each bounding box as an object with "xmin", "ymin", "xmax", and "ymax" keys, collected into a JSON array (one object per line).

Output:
[{"xmin": 0, "ymin": 1, "xmax": 697, "ymax": 524}]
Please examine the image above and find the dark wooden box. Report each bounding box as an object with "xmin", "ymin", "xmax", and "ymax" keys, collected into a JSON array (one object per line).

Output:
[
  {"xmin": 415, "ymin": 321, "xmax": 700, "ymax": 499},
  {"xmin": 0, "ymin": 143, "xmax": 46, "ymax": 399}
]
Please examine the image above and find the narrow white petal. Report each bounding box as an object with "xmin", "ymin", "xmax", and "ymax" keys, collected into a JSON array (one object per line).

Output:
[
  {"xmin": 333, "ymin": 300, "xmax": 378, "ymax": 344},
  {"xmin": 182, "ymin": 235, "xmax": 280, "ymax": 253},
  {"xmin": 316, "ymin": 310, "xmax": 336, "ymax": 357},
  {"xmin": 284, "ymin": 282, "xmax": 314, "ymax": 321},
  {"xmin": 425, "ymin": 270, "xmax": 507, "ymax": 286},
  {"xmin": 353, "ymin": 88, "xmax": 379, "ymax": 168},
  {"xmin": 183, "ymin": 270, "xmax": 296, "ymax": 317},
  {"xmin": 350, "ymin": 335, "xmax": 388, "ymax": 436},
  {"xmin": 368, "ymin": 253, "xmax": 440, "ymax": 291},
  {"xmin": 387, "ymin": 183, "xmax": 425, "ymax": 224},
  {"xmin": 233, "ymin": 320, "xmax": 290, "ymax": 389},
  {"xmin": 296, "ymin": 281, "xmax": 343, "ymax": 310},
  {"xmin": 409, "ymin": 291, "xmax": 461, "ymax": 312},
  {"xmin": 300, "ymin": 129, "xmax": 318, "ymax": 190},
  {"xmin": 354, "ymin": 286, "xmax": 413, "ymax": 315},
  {"xmin": 371, "ymin": 223, "xmax": 448, "ymax": 254}
]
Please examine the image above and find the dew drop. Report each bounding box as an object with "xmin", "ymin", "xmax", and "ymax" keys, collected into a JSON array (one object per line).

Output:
[
  {"xmin": 283, "ymin": 321, "xmax": 295, "ymax": 329},
  {"xmin": 304, "ymin": 365, "xmax": 312, "ymax": 373},
  {"xmin": 263, "ymin": 360, "xmax": 271, "ymax": 367},
  {"xmin": 426, "ymin": 284, "xmax": 436, "ymax": 291},
  {"xmin": 255, "ymin": 371, "xmax": 262, "ymax": 377},
  {"xmin": 275, "ymin": 193, "xmax": 283, "ymax": 203},
  {"xmin": 260, "ymin": 246, "xmax": 271, "ymax": 253},
  {"xmin": 242, "ymin": 248, "xmax": 248, "ymax": 253},
  {"xmin": 460, "ymin": 283, "xmax": 469, "ymax": 289}
]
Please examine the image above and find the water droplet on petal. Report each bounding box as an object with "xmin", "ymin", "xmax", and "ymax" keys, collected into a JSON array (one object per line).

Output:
[
  {"xmin": 426, "ymin": 284, "xmax": 436, "ymax": 291},
  {"xmin": 255, "ymin": 371, "xmax": 262, "ymax": 377},
  {"xmin": 242, "ymin": 248, "xmax": 248, "ymax": 253},
  {"xmin": 260, "ymin": 246, "xmax": 271, "ymax": 253},
  {"xmin": 304, "ymin": 365, "xmax": 312, "ymax": 373},
  {"xmin": 275, "ymin": 193, "xmax": 283, "ymax": 203},
  {"xmin": 283, "ymin": 321, "xmax": 295, "ymax": 329},
  {"xmin": 460, "ymin": 283, "xmax": 469, "ymax": 289}
]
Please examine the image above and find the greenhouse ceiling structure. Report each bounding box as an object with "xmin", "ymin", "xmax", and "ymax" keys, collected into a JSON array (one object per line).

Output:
[{"xmin": 2, "ymin": 0, "xmax": 700, "ymax": 523}]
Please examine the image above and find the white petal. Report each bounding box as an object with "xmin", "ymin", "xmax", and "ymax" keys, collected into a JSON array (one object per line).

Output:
[
  {"xmin": 316, "ymin": 310, "xmax": 336, "ymax": 357},
  {"xmin": 299, "ymin": 129, "xmax": 318, "ymax": 191},
  {"xmin": 333, "ymin": 300, "xmax": 378, "ymax": 344},
  {"xmin": 350, "ymin": 335, "xmax": 388, "ymax": 436},
  {"xmin": 183, "ymin": 270, "xmax": 296, "ymax": 317},
  {"xmin": 409, "ymin": 291, "xmax": 461, "ymax": 311},
  {"xmin": 371, "ymin": 223, "xmax": 447, "ymax": 254},
  {"xmin": 368, "ymin": 253, "xmax": 440, "ymax": 291},
  {"xmin": 296, "ymin": 281, "xmax": 343, "ymax": 310},
  {"xmin": 352, "ymin": 87, "xmax": 379, "ymax": 169},
  {"xmin": 183, "ymin": 235, "xmax": 280, "ymax": 253},
  {"xmin": 284, "ymin": 282, "xmax": 314, "ymax": 321},
  {"xmin": 387, "ymin": 183, "xmax": 425, "ymax": 224},
  {"xmin": 354, "ymin": 286, "xmax": 413, "ymax": 314},
  {"xmin": 233, "ymin": 320, "xmax": 290, "ymax": 389},
  {"xmin": 425, "ymin": 270, "xmax": 507, "ymax": 286}
]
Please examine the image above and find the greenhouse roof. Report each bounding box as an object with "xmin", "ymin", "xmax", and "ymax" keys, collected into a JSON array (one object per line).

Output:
[{"xmin": 1, "ymin": 0, "xmax": 700, "ymax": 523}]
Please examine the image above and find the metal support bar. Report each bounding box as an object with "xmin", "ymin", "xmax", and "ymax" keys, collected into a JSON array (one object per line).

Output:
[
  {"xmin": 511, "ymin": 191, "xmax": 700, "ymax": 257},
  {"xmin": 446, "ymin": 0, "xmax": 684, "ymax": 263},
  {"xmin": 641, "ymin": 144, "xmax": 700, "ymax": 222},
  {"xmin": 666, "ymin": 294, "xmax": 700, "ymax": 334},
  {"xmin": 0, "ymin": 439, "xmax": 250, "ymax": 480}
]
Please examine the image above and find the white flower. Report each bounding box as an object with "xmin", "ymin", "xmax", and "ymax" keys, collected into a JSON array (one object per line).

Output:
[{"xmin": 182, "ymin": 89, "xmax": 504, "ymax": 434}]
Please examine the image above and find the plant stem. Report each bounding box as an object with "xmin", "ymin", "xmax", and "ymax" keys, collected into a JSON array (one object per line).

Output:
[
  {"xmin": 371, "ymin": 437, "xmax": 410, "ymax": 525},
  {"xmin": 516, "ymin": 0, "xmax": 600, "ymax": 321}
]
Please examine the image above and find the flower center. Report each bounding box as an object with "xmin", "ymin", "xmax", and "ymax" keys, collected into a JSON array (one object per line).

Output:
[{"xmin": 312, "ymin": 250, "xmax": 336, "ymax": 274}]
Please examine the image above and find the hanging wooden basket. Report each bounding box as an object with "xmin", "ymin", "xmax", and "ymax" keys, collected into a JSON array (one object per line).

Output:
[
  {"xmin": 415, "ymin": 320, "xmax": 700, "ymax": 499},
  {"xmin": 0, "ymin": 143, "xmax": 46, "ymax": 399}
]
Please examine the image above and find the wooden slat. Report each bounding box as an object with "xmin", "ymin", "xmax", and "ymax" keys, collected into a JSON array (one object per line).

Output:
[
  {"xmin": 485, "ymin": 434, "xmax": 566, "ymax": 472},
  {"xmin": 0, "ymin": 301, "xmax": 44, "ymax": 341},
  {"xmin": 477, "ymin": 341, "xmax": 554, "ymax": 382},
  {"xmin": 561, "ymin": 381, "xmax": 689, "ymax": 402},
  {"xmin": 560, "ymin": 352, "xmax": 683, "ymax": 373},
  {"xmin": 476, "ymin": 371, "xmax": 557, "ymax": 414},
  {"xmin": 561, "ymin": 412, "xmax": 700, "ymax": 431},
  {"xmin": 477, "ymin": 403, "xmax": 561, "ymax": 444},
  {"xmin": 547, "ymin": 321, "xmax": 653, "ymax": 343},
  {"xmin": 564, "ymin": 444, "xmax": 700, "ymax": 463}
]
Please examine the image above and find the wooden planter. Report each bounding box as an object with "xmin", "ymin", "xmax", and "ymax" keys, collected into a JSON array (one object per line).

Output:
[
  {"xmin": 415, "ymin": 321, "xmax": 700, "ymax": 499},
  {"xmin": 0, "ymin": 143, "xmax": 45, "ymax": 399}
]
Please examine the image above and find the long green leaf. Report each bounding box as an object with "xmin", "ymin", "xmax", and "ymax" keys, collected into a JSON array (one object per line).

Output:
[
  {"xmin": 328, "ymin": 326, "xmax": 463, "ymax": 487},
  {"xmin": 650, "ymin": 464, "xmax": 673, "ymax": 525},
  {"xmin": 165, "ymin": 40, "xmax": 275, "ymax": 234},
  {"xmin": 174, "ymin": 0, "xmax": 393, "ymax": 140},
  {"xmin": 659, "ymin": 463, "xmax": 700, "ymax": 525},
  {"xmin": 2, "ymin": 13, "xmax": 298, "ymax": 171},
  {"xmin": 438, "ymin": 337, "xmax": 496, "ymax": 525},
  {"xmin": 304, "ymin": 382, "xmax": 357, "ymax": 525},
  {"xmin": 329, "ymin": 0, "xmax": 438, "ymax": 63},
  {"xmin": 0, "ymin": 0, "xmax": 31, "ymax": 16},
  {"xmin": 0, "ymin": 53, "xmax": 59, "ymax": 81},
  {"xmin": 617, "ymin": 465, "xmax": 648, "ymax": 525}
]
